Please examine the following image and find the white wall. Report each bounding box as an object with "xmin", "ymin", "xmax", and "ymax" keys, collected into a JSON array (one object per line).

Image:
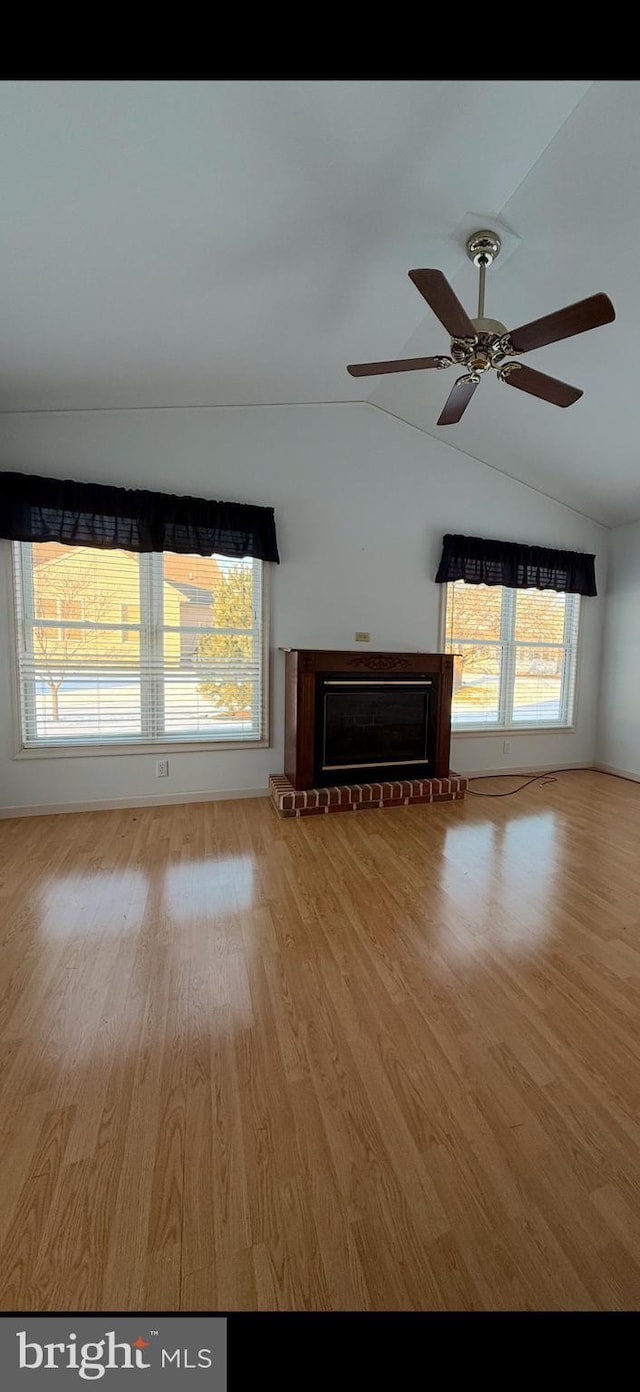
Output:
[
  {"xmin": 597, "ymin": 520, "xmax": 640, "ymax": 777},
  {"xmin": 0, "ymin": 403, "xmax": 608, "ymax": 812}
]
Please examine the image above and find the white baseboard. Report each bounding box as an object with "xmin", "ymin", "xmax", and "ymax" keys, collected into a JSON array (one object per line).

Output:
[
  {"xmin": 4, "ymin": 764, "xmax": 631, "ymax": 820},
  {"xmin": 0, "ymin": 786, "xmax": 270, "ymax": 820},
  {"xmin": 454, "ymin": 760, "xmax": 596, "ymax": 778},
  {"xmin": 594, "ymin": 761, "xmax": 640, "ymax": 785}
]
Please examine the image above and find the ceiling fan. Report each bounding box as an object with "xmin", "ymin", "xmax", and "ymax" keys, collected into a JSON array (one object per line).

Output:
[{"xmin": 347, "ymin": 230, "xmax": 615, "ymax": 425}]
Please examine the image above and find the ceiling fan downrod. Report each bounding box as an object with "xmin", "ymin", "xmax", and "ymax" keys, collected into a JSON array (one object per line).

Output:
[
  {"xmin": 466, "ymin": 229, "xmax": 502, "ymax": 326},
  {"xmin": 451, "ymin": 230, "xmax": 507, "ymax": 385}
]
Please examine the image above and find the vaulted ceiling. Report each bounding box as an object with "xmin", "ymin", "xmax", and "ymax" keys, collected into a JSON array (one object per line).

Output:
[{"xmin": 1, "ymin": 80, "xmax": 637, "ymax": 524}]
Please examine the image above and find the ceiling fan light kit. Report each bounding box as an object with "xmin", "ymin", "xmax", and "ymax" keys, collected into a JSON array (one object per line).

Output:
[{"xmin": 347, "ymin": 229, "xmax": 615, "ymax": 426}]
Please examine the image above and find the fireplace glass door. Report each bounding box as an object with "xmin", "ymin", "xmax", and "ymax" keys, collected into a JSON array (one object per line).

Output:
[{"xmin": 321, "ymin": 680, "xmax": 431, "ymax": 774}]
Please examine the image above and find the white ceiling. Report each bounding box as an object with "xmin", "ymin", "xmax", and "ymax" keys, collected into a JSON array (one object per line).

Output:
[{"xmin": 2, "ymin": 79, "xmax": 639, "ymax": 524}]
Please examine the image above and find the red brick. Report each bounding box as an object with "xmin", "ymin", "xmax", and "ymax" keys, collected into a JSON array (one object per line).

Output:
[{"xmin": 270, "ymin": 769, "xmax": 465, "ymax": 819}]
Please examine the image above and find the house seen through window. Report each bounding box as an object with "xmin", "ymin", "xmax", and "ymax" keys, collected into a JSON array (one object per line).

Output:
[
  {"xmin": 443, "ymin": 580, "xmax": 580, "ymax": 730},
  {"xmin": 13, "ymin": 542, "xmax": 265, "ymax": 747}
]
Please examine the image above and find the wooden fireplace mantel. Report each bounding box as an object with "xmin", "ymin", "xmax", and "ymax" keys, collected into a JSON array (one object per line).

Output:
[{"xmin": 283, "ymin": 648, "xmax": 454, "ymax": 791}]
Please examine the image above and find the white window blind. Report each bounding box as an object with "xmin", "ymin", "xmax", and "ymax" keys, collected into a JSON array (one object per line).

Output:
[
  {"xmin": 13, "ymin": 542, "xmax": 266, "ymax": 748},
  {"xmin": 443, "ymin": 580, "xmax": 581, "ymax": 730}
]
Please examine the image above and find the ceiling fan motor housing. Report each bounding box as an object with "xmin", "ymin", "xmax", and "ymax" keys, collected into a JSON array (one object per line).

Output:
[
  {"xmin": 452, "ymin": 317, "xmax": 510, "ymax": 372},
  {"xmin": 472, "ymin": 317, "xmax": 507, "ymax": 337}
]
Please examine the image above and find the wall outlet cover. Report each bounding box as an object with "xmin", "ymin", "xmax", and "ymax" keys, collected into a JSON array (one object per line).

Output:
[{"xmin": 156, "ymin": 759, "xmax": 169, "ymax": 777}]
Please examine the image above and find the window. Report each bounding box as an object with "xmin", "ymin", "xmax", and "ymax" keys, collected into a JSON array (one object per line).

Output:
[
  {"xmin": 443, "ymin": 581, "xmax": 580, "ymax": 731},
  {"xmin": 12, "ymin": 542, "xmax": 266, "ymax": 749}
]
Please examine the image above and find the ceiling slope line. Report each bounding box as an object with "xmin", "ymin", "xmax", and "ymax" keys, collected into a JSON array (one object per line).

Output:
[
  {"xmin": 367, "ymin": 400, "xmax": 610, "ymax": 530},
  {"xmin": 0, "ymin": 398, "xmax": 369, "ymax": 417},
  {"xmin": 495, "ymin": 80, "xmax": 595, "ymax": 224}
]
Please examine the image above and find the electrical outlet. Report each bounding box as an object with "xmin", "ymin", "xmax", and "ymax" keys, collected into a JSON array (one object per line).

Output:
[
  {"xmin": 502, "ymin": 740, "xmax": 511, "ymax": 755},
  {"xmin": 354, "ymin": 631, "xmax": 370, "ymax": 642},
  {"xmin": 156, "ymin": 759, "xmax": 169, "ymax": 778}
]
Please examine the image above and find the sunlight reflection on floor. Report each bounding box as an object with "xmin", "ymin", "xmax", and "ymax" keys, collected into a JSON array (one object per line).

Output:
[{"xmin": 439, "ymin": 811, "xmax": 559, "ymax": 954}]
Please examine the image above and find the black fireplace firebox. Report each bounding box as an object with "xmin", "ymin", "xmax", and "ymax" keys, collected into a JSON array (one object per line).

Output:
[
  {"xmin": 284, "ymin": 650, "xmax": 454, "ymax": 791},
  {"xmin": 314, "ymin": 670, "xmax": 438, "ymax": 786}
]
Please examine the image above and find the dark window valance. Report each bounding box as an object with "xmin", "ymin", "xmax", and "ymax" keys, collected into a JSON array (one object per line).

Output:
[
  {"xmin": 0, "ymin": 471, "xmax": 280, "ymax": 563},
  {"xmin": 435, "ymin": 532, "xmax": 596, "ymax": 596}
]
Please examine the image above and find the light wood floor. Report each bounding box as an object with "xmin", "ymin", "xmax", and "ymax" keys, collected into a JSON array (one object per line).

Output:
[{"xmin": 2, "ymin": 772, "xmax": 640, "ymax": 1310}]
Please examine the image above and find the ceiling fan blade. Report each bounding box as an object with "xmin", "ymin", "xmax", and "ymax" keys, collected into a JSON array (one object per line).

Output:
[
  {"xmin": 500, "ymin": 363, "xmax": 583, "ymax": 408},
  {"xmin": 408, "ymin": 269, "xmax": 476, "ymax": 340},
  {"xmin": 437, "ymin": 375, "xmax": 479, "ymax": 426},
  {"xmin": 347, "ymin": 355, "xmax": 452, "ymax": 378},
  {"xmin": 508, "ymin": 293, "xmax": 615, "ymax": 355}
]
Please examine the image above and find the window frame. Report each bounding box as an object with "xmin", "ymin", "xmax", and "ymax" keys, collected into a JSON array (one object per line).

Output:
[
  {"xmin": 7, "ymin": 540, "xmax": 271, "ymax": 758},
  {"xmin": 440, "ymin": 580, "xmax": 582, "ymax": 736}
]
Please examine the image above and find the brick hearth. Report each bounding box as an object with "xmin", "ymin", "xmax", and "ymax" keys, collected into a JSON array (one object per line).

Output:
[{"xmin": 269, "ymin": 772, "xmax": 467, "ymax": 818}]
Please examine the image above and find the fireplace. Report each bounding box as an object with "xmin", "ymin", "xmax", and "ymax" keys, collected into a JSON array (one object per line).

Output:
[
  {"xmin": 318, "ymin": 673, "xmax": 434, "ymax": 783},
  {"xmin": 284, "ymin": 649, "xmax": 454, "ymax": 790}
]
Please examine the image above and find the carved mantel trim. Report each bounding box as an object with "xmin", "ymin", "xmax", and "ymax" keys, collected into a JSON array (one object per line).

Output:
[{"xmin": 346, "ymin": 655, "xmax": 413, "ymax": 671}]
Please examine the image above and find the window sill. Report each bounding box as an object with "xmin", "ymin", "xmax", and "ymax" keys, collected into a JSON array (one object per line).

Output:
[
  {"xmin": 14, "ymin": 738, "xmax": 270, "ymax": 760},
  {"xmin": 452, "ymin": 725, "xmax": 576, "ymax": 738}
]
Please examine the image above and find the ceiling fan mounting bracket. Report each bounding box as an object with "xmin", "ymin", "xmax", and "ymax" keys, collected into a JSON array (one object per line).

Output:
[
  {"xmin": 451, "ymin": 335, "xmax": 477, "ymax": 363},
  {"xmin": 497, "ymin": 362, "xmax": 522, "ymax": 383},
  {"xmin": 494, "ymin": 333, "xmax": 517, "ymax": 357},
  {"xmin": 466, "ymin": 230, "xmax": 502, "ymax": 267}
]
